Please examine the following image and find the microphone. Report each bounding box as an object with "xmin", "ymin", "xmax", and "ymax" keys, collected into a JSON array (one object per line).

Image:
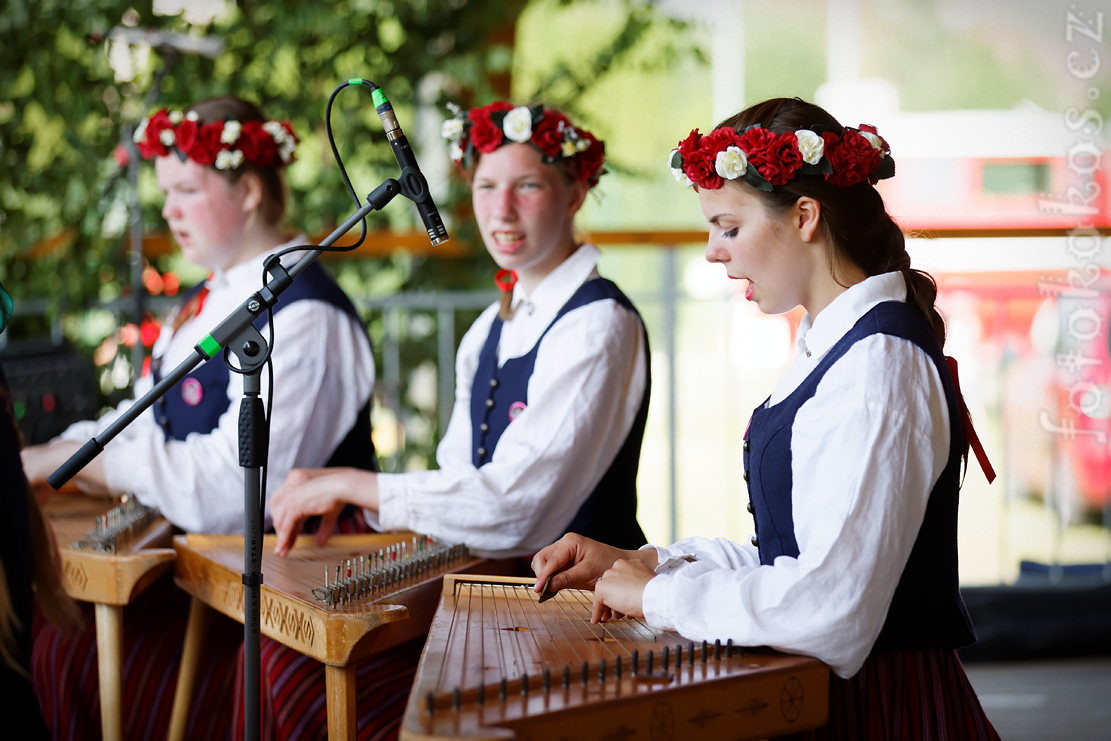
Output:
[{"xmin": 370, "ymin": 87, "xmax": 449, "ymax": 246}]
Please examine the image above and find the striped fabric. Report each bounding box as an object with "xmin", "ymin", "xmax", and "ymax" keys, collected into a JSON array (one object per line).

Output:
[
  {"xmin": 776, "ymin": 648, "xmax": 1000, "ymax": 740},
  {"xmin": 232, "ymin": 635, "xmax": 423, "ymax": 741},
  {"xmin": 32, "ymin": 578, "xmax": 242, "ymax": 740},
  {"xmin": 33, "ymin": 510, "xmax": 421, "ymax": 739},
  {"xmin": 229, "ymin": 508, "xmax": 423, "ymax": 741}
]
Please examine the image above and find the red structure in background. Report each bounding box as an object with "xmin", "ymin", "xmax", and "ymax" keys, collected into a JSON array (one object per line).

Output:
[{"xmin": 878, "ymin": 127, "xmax": 1110, "ymax": 512}]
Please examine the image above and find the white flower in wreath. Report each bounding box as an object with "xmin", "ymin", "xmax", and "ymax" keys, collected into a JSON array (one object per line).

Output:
[
  {"xmin": 220, "ymin": 120, "xmax": 242, "ymax": 145},
  {"xmin": 860, "ymin": 130, "xmax": 884, "ymax": 153},
  {"xmin": 502, "ymin": 106, "xmax": 533, "ymax": 143},
  {"xmin": 795, "ymin": 130, "xmax": 824, "ymax": 165},
  {"xmin": 668, "ymin": 148, "xmax": 692, "ymax": 187},
  {"xmin": 133, "ymin": 119, "xmax": 148, "ymax": 144},
  {"xmin": 215, "ymin": 149, "xmax": 244, "ymax": 170},
  {"xmin": 441, "ymin": 117, "xmax": 464, "ymax": 143},
  {"xmin": 159, "ymin": 128, "xmax": 175, "ymax": 147},
  {"xmin": 715, "ymin": 145, "xmax": 748, "ymax": 180},
  {"xmin": 262, "ymin": 121, "xmax": 286, "ymax": 144},
  {"xmin": 449, "ymin": 141, "xmax": 464, "ymax": 163},
  {"xmin": 169, "ymin": 110, "xmax": 184, "ymax": 124}
]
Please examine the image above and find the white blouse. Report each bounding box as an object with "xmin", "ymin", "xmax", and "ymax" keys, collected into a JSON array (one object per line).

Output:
[
  {"xmin": 60, "ymin": 240, "xmax": 376, "ymax": 534},
  {"xmin": 373, "ymin": 244, "xmax": 649, "ymax": 558},
  {"xmin": 640, "ymin": 271, "xmax": 952, "ymax": 678}
]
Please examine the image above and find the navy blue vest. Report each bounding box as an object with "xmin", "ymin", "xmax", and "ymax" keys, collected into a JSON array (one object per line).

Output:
[
  {"xmin": 469, "ymin": 278, "xmax": 648, "ymax": 549},
  {"xmin": 152, "ymin": 262, "xmax": 376, "ymax": 471},
  {"xmin": 743, "ymin": 301, "xmax": 974, "ymax": 650}
]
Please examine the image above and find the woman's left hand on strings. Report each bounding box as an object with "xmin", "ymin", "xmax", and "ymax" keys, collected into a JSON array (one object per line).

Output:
[
  {"xmin": 590, "ymin": 557, "xmax": 655, "ymax": 624},
  {"xmin": 269, "ymin": 467, "xmax": 378, "ymax": 556}
]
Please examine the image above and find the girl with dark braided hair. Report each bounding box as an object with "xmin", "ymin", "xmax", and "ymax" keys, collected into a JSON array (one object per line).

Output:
[{"xmin": 533, "ymin": 97, "xmax": 999, "ymax": 739}]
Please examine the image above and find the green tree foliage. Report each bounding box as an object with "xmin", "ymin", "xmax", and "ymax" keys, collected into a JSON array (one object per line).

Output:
[
  {"xmin": 0, "ymin": 0, "xmax": 700, "ymax": 466},
  {"xmin": 0, "ymin": 1, "xmax": 526, "ymax": 313},
  {"xmin": 1, "ymin": 0, "xmax": 698, "ymax": 312}
]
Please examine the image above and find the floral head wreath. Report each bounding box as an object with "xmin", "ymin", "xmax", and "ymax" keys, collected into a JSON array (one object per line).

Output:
[
  {"xmin": 441, "ymin": 101, "xmax": 606, "ymax": 187},
  {"xmin": 668, "ymin": 123, "xmax": 894, "ymax": 191},
  {"xmin": 133, "ymin": 108, "xmax": 298, "ymax": 170}
]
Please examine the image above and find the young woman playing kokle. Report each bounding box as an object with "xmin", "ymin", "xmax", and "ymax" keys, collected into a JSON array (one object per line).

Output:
[
  {"xmin": 532, "ymin": 97, "xmax": 999, "ymax": 740},
  {"xmin": 26, "ymin": 96, "xmax": 377, "ymax": 740},
  {"xmin": 269, "ymin": 101, "xmax": 650, "ymax": 560},
  {"xmin": 259, "ymin": 101, "xmax": 651, "ymax": 740}
]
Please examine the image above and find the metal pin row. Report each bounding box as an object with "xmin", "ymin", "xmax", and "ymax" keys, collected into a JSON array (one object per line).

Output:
[
  {"xmin": 424, "ymin": 638, "xmax": 742, "ymax": 715},
  {"xmin": 312, "ymin": 537, "xmax": 468, "ymax": 607},
  {"xmin": 73, "ymin": 496, "xmax": 159, "ymax": 554}
]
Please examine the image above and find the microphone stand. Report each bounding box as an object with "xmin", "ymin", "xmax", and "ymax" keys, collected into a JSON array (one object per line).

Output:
[{"xmin": 49, "ymin": 178, "xmax": 402, "ymax": 741}]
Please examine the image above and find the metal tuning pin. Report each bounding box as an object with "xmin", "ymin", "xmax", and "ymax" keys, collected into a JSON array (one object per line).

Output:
[{"xmin": 310, "ymin": 536, "xmax": 469, "ymax": 607}]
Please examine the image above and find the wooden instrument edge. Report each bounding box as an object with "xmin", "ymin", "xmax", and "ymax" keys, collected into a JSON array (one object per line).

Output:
[
  {"xmin": 171, "ymin": 533, "xmax": 510, "ymax": 667},
  {"xmin": 59, "ymin": 546, "xmax": 177, "ymax": 605},
  {"xmin": 402, "ymin": 574, "xmax": 831, "ymax": 741},
  {"xmin": 49, "ymin": 500, "xmax": 177, "ymax": 605},
  {"xmin": 172, "ymin": 534, "xmax": 412, "ymax": 666}
]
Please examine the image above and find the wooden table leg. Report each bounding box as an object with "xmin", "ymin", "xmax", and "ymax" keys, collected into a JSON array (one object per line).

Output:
[
  {"xmin": 167, "ymin": 597, "xmax": 210, "ymax": 741},
  {"xmin": 93, "ymin": 603, "xmax": 123, "ymax": 741},
  {"xmin": 325, "ymin": 663, "xmax": 357, "ymax": 740}
]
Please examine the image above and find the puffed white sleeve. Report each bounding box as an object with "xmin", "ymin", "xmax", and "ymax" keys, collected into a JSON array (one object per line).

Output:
[
  {"xmin": 376, "ymin": 299, "xmax": 647, "ymax": 558},
  {"xmin": 640, "ymin": 335, "xmax": 949, "ymax": 678},
  {"xmin": 96, "ymin": 300, "xmax": 374, "ymax": 533}
]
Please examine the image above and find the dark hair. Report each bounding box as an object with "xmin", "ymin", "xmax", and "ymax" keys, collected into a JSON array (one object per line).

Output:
[
  {"xmin": 185, "ymin": 96, "xmax": 288, "ymax": 226},
  {"xmin": 716, "ymin": 98, "xmax": 945, "ymax": 346}
]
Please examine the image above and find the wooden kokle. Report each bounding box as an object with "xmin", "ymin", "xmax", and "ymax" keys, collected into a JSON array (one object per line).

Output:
[
  {"xmin": 169, "ymin": 532, "xmax": 496, "ymax": 740},
  {"xmin": 400, "ymin": 575, "xmax": 830, "ymax": 741},
  {"xmin": 45, "ymin": 494, "xmax": 175, "ymax": 741}
]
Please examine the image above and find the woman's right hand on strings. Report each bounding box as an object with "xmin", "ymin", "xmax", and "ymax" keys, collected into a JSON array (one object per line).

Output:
[
  {"xmin": 269, "ymin": 467, "xmax": 378, "ymax": 557},
  {"xmin": 531, "ymin": 533, "xmax": 654, "ymax": 596}
]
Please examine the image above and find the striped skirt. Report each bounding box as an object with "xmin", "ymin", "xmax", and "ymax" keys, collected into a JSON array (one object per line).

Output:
[
  {"xmin": 231, "ymin": 635, "xmax": 423, "ymax": 741},
  {"xmin": 776, "ymin": 648, "xmax": 1000, "ymax": 740},
  {"xmin": 230, "ymin": 508, "xmax": 422, "ymax": 741},
  {"xmin": 31, "ymin": 577, "xmax": 242, "ymax": 740}
]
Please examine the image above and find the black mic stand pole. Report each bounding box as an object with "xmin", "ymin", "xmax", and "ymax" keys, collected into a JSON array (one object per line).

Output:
[{"xmin": 48, "ymin": 178, "xmax": 402, "ymax": 741}]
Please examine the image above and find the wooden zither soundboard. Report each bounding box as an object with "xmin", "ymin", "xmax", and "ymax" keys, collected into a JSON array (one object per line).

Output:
[
  {"xmin": 173, "ymin": 532, "xmax": 488, "ymax": 667},
  {"xmin": 401, "ymin": 575, "xmax": 829, "ymax": 741},
  {"xmin": 44, "ymin": 494, "xmax": 175, "ymax": 741},
  {"xmin": 45, "ymin": 493, "xmax": 175, "ymax": 605},
  {"xmin": 170, "ymin": 532, "xmax": 502, "ymax": 740}
]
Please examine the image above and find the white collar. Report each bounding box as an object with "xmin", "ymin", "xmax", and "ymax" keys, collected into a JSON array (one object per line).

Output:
[
  {"xmin": 509, "ymin": 243, "xmax": 601, "ymax": 318},
  {"xmin": 796, "ymin": 271, "xmax": 907, "ymax": 358},
  {"xmin": 207, "ymin": 235, "xmax": 310, "ymax": 291}
]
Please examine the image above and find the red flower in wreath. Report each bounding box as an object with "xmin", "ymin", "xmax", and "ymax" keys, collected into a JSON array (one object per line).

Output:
[
  {"xmin": 737, "ymin": 126, "xmax": 781, "ymax": 183},
  {"xmin": 174, "ymin": 117, "xmax": 199, "ymax": 155},
  {"xmin": 677, "ymin": 129, "xmax": 704, "ymax": 165},
  {"xmin": 137, "ymin": 109, "xmax": 174, "ymax": 158},
  {"xmin": 184, "ymin": 122, "xmax": 224, "ymax": 166},
  {"xmin": 469, "ymin": 117, "xmax": 503, "ymax": 153},
  {"xmin": 768, "ymin": 132, "xmax": 805, "ymax": 186},
  {"xmin": 676, "ymin": 129, "xmax": 718, "ymax": 188},
  {"xmin": 531, "ymin": 113, "xmax": 566, "ymax": 159},
  {"xmin": 238, "ymin": 120, "xmax": 278, "ymax": 166},
  {"xmin": 569, "ymin": 132, "xmax": 605, "ymax": 185},
  {"xmin": 823, "ymin": 129, "xmax": 883, "ymax": 188}
]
